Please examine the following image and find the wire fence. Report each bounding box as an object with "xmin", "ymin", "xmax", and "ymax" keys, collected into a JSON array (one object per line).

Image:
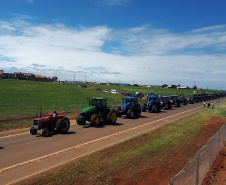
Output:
[
  {"xmin": 169, "ymin": 123, "xmax": 226, "ymax": 185},
  {"xmin": 0, "ymin": 105, "xmax": 80, "ymax": 122}
]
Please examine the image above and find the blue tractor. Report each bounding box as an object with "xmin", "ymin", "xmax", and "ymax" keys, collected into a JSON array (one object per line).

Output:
[
  {"xmin": 142, "ymin": 95, "xmax": 161, "ymax": 113},
  {"xmin": 117, "ymin": 97, "xmax": 141, "ymax": 118}
]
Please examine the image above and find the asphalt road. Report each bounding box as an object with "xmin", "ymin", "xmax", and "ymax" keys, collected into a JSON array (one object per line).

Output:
[{"xmin": 0, "ymin": 98, "xmax": 224, "ymax": 185}]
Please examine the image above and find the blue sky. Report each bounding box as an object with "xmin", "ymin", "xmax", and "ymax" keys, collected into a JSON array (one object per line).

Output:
[{"xmin": 0, "ymin": 0, "xmax": 226, "ymax": 89}]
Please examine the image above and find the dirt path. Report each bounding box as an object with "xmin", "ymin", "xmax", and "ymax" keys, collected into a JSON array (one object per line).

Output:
[{"xmin": 202, "ymin": 142, "xmax": 226, "ymax": 185}]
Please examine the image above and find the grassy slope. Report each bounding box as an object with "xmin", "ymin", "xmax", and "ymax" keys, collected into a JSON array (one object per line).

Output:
[{"xmin": 19, "ymin": 102, "xmax": 226, "ymax": 185}]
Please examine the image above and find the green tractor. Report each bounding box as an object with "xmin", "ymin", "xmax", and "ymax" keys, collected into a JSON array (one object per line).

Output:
[{"xmin": 76, "ymin": 97, "xmax": 117, "ymax": 127}]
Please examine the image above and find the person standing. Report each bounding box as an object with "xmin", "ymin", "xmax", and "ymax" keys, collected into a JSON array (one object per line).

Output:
[
  {"xmin": 203, "ymin": 101, "xmax": 206, "ymax": 108},
  {"xmin": 208, "ymin": 102, "xmax": 210, "ymax": 108},
  {"xmin": 212, "ymin": 102, "xmax": 214, "ymax": 109}
]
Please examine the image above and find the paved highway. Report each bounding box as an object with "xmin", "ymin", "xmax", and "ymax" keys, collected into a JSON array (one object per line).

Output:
[{"xmin": 0, "ymin": 98, "xmax": 224, "ymax": 185}]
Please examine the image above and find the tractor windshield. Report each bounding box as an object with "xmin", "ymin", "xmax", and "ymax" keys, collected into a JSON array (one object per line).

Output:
[
  {"xmin": 91, "ymin": 99, "xmax": 107, "ymax": 107},
  {"xmin": 148, "ymin": 97, "xmax": 157, "ymax": 101},
  {"xmin": 124, "ymin": 98, "xmax": 138, "ymax": 104},
  {"xmin": 170, "ymin": 96, "xmax": 178, "ymax": 101},
  {"xmin": 161, "ymin": 97, "xmax": 169, "ymax": 101}
]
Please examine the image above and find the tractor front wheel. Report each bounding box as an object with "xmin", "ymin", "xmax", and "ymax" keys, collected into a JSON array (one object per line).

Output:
[
  {"xmin": 142, "ymin": 105, "xmax": 146, "ymax": 112},
  {"xmin": 165, "ymin": 104, "xmax": 169, "ymax": 110},
  {"xmin": 30, "ymin": 127, "xmax": 37, "ymax": 135},
  {"xmin": 90, "ymin": 114, "xmax": 101, "ymax": 127},
  {"xmin": 107, "ymin": 109, "xmax": 117, "ymax": 124},
  {"xmin": 57, "ymin": 117, "xmax": 70, "ymax": 134},
  {"xmin": 127, "ymin": 109, "xmax": 134, "ymax": 119},
  {"xmin": 137, "ymin": 105, "xmax": 141, "ymax": 117},
  {"xmin": 77, "ymin": 118, "xmax": 86, "ymax": 125}
]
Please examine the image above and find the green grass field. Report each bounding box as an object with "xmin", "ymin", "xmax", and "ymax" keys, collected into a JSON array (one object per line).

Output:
[{"xmin": 0, "ymin": 79, "xmax": 210, "ymax": 120}]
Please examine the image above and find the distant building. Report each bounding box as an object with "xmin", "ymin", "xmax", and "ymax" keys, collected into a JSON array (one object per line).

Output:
[{"xmin": 0, "ymin": 70, "xmax": 3, "ymax": 78}]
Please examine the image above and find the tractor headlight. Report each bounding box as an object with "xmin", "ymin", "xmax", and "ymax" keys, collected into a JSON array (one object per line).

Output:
[{"xmin": 34, "ymin": 120, "xmax": 39, "ymax": 125}]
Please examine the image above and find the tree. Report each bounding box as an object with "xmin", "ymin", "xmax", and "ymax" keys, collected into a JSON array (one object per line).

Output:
[
  {"xmin": 52, "ymin": 76, "xmax": 58, "ymax": 81},
  {"xmin": 193, "ymin": 85, "xmax": 197, "ymax": 90},
  {"xmin": 161, "ymin": 84, "xmax": 168, "ymax": 88},
  {"xmin": 171, "ymin": 84, "xmax": 177, "ymax": 89}
]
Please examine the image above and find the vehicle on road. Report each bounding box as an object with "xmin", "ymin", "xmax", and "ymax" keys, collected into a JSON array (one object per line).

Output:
[
  {"xmin": 111, "ymin": 89, "xmax": 118, "ymax": 94},
  {"xmin": 187, "ymin": 94, "xmax": 195, "ymax": 104},
  {"xmin": 160, "ymin": 96, "xmax": 172, "ymax": 110},
  {"xmin": 77, "ymin": 97, "xmax": 117, "ymax": 126},
  {"xmin": 30, "ymin": 112, "xmax": 70, "ymax": 137},
  {"xmin": 117, "ymin": 97, "xmax": 141, "ymax": 118},
  {"xmin": 142, "ymin": 95, "xmax": 161, "ymax": 113},
  {"xmin": 170, "ymin": 95, "xmax": 181, "ymax": 107}
]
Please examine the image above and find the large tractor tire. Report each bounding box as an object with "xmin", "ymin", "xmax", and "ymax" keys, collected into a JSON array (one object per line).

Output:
[
  {"xmin": 142, "ymin": 104, "xmax": 146, "ymax": 112},
  {"xmin": 107, "ymin": 109, "xmax": 117, "ymax": 124},
  {"xmin": 90, "ymin": 114, "xmax": 101, "ymax": 127},
  {"xmin": 152, "ymin": 105, "xmax": 156, "ymax": 113},
  {"xmin": 76, "ymin": 118, "xmax": 86, "ymax": 125},
  {"xmin": 30, "ymin": 127, "xmax": 37, "ymax": 135},
  {"xmin": 127, "ymin": 109, "xmax": 135, "ymax": 119},
  {"xmin": 178, "ymin": 102, "xmax": 181, "ymax": 107},
  {"xmin": 156, "ymin": 105, "xmax": 160, "ymax": 113},
  {"xmin": 56, "ymin": 117, "xmax": 70, "ymax": 134},
  {"xmin": 136, "ymin": 105, "xmax": 141, "ymax": 117},
  {"xmin": 165, "ymin": 104, "xmax": 169, "ymax": 110}
]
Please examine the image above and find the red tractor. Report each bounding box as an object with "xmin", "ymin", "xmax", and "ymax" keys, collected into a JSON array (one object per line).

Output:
[{"xmin": 30, "ymin": 112, "xmax": 70, "ymax": 137}]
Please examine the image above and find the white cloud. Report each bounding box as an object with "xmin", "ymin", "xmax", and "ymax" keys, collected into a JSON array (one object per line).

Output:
[
  {"xmin": 27, "ymin": 0, "xmax": 34, "ymax": 3},
  {"xmin": 0, "ymin": 19, "xmax": 226, "ymax": 89}
]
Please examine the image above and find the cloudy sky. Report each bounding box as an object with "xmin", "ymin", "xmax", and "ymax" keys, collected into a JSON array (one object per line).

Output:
[{"xmin": 0, "ymin": 0, "xmax": 226, "ymax": 89}]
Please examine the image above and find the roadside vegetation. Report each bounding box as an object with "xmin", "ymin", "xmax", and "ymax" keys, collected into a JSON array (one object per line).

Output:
[{"xmin": 19, "ymin": 102, "xmax": 226, "ymax": 185}]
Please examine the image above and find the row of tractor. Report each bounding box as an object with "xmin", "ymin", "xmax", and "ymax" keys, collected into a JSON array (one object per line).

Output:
[{"xmin": 30, "ymin": 91, "xmax": 226, "ymax": 137}]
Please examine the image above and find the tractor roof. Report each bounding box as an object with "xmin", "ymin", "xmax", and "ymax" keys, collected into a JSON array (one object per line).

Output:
[
  {"xmin": 148, "ymin": 95, "xmax": 158, "ymax": 98},
  {"xmin": 92, "ymin": 97, "xmax": 106, "ymax": 100},
  {"xmin": 125, "ymin": 97, "xmax": 137, "ymax": 99}
]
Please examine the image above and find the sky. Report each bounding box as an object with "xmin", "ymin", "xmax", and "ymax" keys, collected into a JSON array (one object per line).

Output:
[{"xmin": 0, "ymin": 0, "xmax": 226, "ymax": 90}]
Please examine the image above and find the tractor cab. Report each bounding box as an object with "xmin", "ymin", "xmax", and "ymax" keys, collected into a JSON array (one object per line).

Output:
[
  {"xmin": 146, "ymin": 95, "xmax": 159, "ymax": 104},
  {"xmin": 90, "ymin": 98, "xmax": 107, "ymax": 109}
]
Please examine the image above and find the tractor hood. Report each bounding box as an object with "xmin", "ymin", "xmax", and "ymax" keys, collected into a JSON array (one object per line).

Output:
[
  {"xmin": 147, "ymin": 100, "xmax": 153, "ymax": 106},
  {"xmin": 121, "ymin": 103, "xmax": 129, "ymax": 110},
  {"xmin": 81, "ymin": 106, "xmax": 96, "ymax": 113}
]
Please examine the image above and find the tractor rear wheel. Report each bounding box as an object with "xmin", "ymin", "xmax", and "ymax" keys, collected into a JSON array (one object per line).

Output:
[
  {"xmin": 90, "ymin": 114, "xmax": 101, "ymax": 127},
  {"xmin": 42, "ymin": 128, "xmax": 50, "ymax": 137},
  {"xmin": 57, "ymin": 117, "xmax": 70, "ymax": 134},
  {"xmin": 30, "ymin": 127, "xmax": 37, "ymax": 135},
  {"xmin": 107, "ymin": 109, "xmax": 117, "ymax": 124}
]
